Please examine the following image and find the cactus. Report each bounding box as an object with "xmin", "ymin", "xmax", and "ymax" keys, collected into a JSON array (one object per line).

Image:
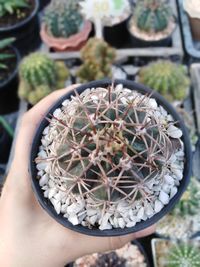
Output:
[
  {"xmin": 166, "ymin": 243, "xmax": 200, "ymax": 267},
  {"xmin": 138, "ymin": 60, "xmax": 190, "ymax": 102},
  {"xmin": 0, "ymin": 0, "xmax": 29, "ymax": 18},
  {"xmin": 0, "ymin": 38, "xmax": 15, "ymax": 71},
  {"xmin": 133, "ymin": 0, "xmax": 173, "ymax": 33},
  {"xmin": 43, "ymin": 0, "xmax": 83, "ymax": 38},
  {"xmin": 77, "ymin": 38, "xmax": 116, "ymax": 82},
  {"xmin": 18, "ymin": 52, "xmax": 69, "ymax": 105},
  {"xmin": 36, "ymin": 83, "xmax": 185, "ymax": 229},
  {"xmin": 171, "ymin": 177, "xmax": 200, "ymax": 217}
]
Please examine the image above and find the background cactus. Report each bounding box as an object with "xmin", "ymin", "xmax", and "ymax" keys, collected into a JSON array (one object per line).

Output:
[
  {"xmin": 77, "ymin": 38, "xmax": 116, "ymax": 82},
  {"xmin": 171, "ymin": 177, "xmax": 200, "ymax": 217},
  {"xmin": 133, "ymin": 0, "xmax": 173, "ymax": 33},
  {"xmin": 18, "ymin": 52, "xmax": 70, "ymax": 105},
  {"xmin": 138, "ymin": 60, "xmax": 190, "ymax": 101},
  {"xmin": 166, "ymin": 243, "xmax": 200, "ymax": 267},
  {"xmin": 43, "ymin": 0, "xmax": 83, "ymax": 38}
]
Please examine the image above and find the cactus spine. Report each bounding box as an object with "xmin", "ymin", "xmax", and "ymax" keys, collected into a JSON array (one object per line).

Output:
[
  {"xmin": 43, "ymin": 0, "xmax": 83, "ymax": 38},
  {"xmin": 77, "ymin": 38, "xmax": 116, "ymax": 82},
  {"xmin": 138, "ymin": 60, "xmax": 190, "ymax": 101},
  {"xmin": 134, "ymin": 0, "xmax": 172, "ymax": 33},
  {"xmin": 18, "ymin": 52, "xmax": 69, "ymax": 105}
]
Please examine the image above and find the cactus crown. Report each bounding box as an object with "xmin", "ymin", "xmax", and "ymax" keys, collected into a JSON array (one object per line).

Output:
[
  {"xmin": 134, "ymin": 0, "xmax": 173, "ymax": 33},
  {"xmin": 77, "ymin": 38, "xmax": 116, "ymax": 82},
  {"xmin": 172, "ymin": 177, "xmax": 200, "ymax": 217},
  {"xmin": 43, "ymin": 0, "xmax": 83, "ymax": 38},
  {"xmin": 138, "ymin": 60, "xmax": 190, "ymax": 102},
  {"xmin": 37, "ymin": 85, "xmax": 180, "ymax": 205},
  {"xmin": 166, "ymin": 243, "xmax": 200, "ymax": 267},
  {"xmin": 18, "ymin": 52, "xmax": 69, "ymax": 105}
]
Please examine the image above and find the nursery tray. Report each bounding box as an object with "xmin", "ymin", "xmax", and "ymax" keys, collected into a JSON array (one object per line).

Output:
[
  {"xmin": 177, "ymin": 0, "xmax": 200, "ymax": 62},
  {"xmin": 41, "ymin": 0, "xmax": 183, "ymax": 62}
]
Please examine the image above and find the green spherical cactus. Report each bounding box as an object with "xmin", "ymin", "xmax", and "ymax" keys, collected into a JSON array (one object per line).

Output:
[
  {"xmin": 19, "ymin": 52, "xmax": 56, "ymax": 88},
  {"xmin": 138, "ymin": 60, "xmax": 190, "ymax": 101},
  {"xmin": 43, "ymin": 0, "xmax": 83, "ymax": 38},
  {"xmin": 77, "ymin": 38, "xmax": 116, "ymax": 82},
  {"xmin": 18, "ymin": 53, "xmax": 70, "ymax": 105},
  {"xmin": 134, "ymin": 0, "xmax": 173, "ymax": 33},
  {"xmin": 166, "ymin": 243, "xmax": 200, "ymax": 267},
  {"xmin": 172, "ymin": 177, "xmax": 200, "ymax": 217}
]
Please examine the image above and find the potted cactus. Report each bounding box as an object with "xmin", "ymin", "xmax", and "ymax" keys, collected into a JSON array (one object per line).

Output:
[
  {"xmin": 73, "ymin": 241, "xmax": 149, "ymax": 267},
  {"xmin": 18, "ymin": 52, "xmax": 70, "ymax": 105},
  {"xmin": 30, "ymin": 79, "xmax": 191, "ymax": 235},
  {"xmin": 152, "ymin": 238, "xmax": 200, "ymax": 267},
  {"xmin": 0, "ymin": 37, "xmax": 20, "ymax": 114},
  {"xmin": 0, "ymin": 0, "xmax": 40, "ymax": 55},
  {"xmin": 183, "ymin": 0, "xmax": 200, "ymax": 41},
  {"xmin": 156, "ymin": 176, "xmax": 200, "ymax": 240},
  {"xmin": 137, "ymin": 60, "xmax": 190, "ymax": 103},
  {"xmin": 77, "ymin": 38, "xmax": 116, "ymax": 82},
  {"xmin": 128, "ymin": 0, "xmax": 176, "ymax": 47},
  {"xmin": 40, "ymin": 0, "xmax": 92, "ymax": 52}
]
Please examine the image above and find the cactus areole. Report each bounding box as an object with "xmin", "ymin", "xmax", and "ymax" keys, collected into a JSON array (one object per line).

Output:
[{"xmin": 30, "ymin": 80, "xmax": 191, "ymax": 236}]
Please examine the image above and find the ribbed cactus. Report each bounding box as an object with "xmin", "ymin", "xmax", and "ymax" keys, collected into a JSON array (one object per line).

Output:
[
  {"xmin": 18, "ymin": 52, "xmax": 70, "ymax": 105},
  {"xmin": 36, "ymin": 84, "xmax": 184, "ymax": 229},
  {"xmin": 134, "ymin": 0, "xmax": 172, "ymax": 33},
  {"xmin": 43, "ymin": 0, "xmax": 83, "ymax": 38},
  {"xmin": 138, "ymin": 60, "xmax": 190, "ymax": 101},
  {"xmin": 172, "ymin": 177, "xmax": 200, "ymax": 217},
  {"xmin": 77, "ymin": 38, "xmax": 116, "ymax": 82},
  {"xmin": 166, "ymin": 243, "xmax": 200, "ymax": 267}
]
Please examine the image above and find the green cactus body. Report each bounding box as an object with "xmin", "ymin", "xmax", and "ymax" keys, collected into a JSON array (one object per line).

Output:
[
  {"xmin": 18, "ymin": 52, "xmax": 69, "ymax": 105},
  {"xmin": 166, "ymin": 243, "xmax": 200, "ymax": 267},
  {"xmin": 43, "ymin": 0, "xmax": 83, "ymax": 38},
  {"xmin": 138, "ymin": 60, "xmax": 190, "ymax": 101},
  {"xmin": 172, "ymin": 177, "xmax": 200, "ymax": 217},
  {"xmin": 77, "ymin": 38, "xmax": 116, "ymax": 82},
  {"xmin": 134, "ymin": 0, "xmax": 172, "ymax": 33}
]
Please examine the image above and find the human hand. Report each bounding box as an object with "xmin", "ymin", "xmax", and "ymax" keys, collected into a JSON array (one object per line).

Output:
[{"xmin": 0, "ymin": 85, "xmax": 155, "ymax": 267}]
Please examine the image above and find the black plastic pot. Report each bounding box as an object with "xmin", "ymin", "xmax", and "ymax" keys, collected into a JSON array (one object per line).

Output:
[
  {"xmin": 39, "ymin": 0, "xmax": 50, "ymax": 11},
  {"xmin": 0, "ymin": 125, "xmax": 12, "ymax": 164},
  {"xmin": 0, "ymin": 46, "xmax": 20, "ymax": 115},
  {"xmin": 0, "ymin": 0, "xmax": 40, "ymax": 55},
  {"xmin": 103, "ymin": 16, "xmax": 131, "ymax": 48},
  {"xmin": 30, "ymin": 79, "xmax": 192, "ymax": 237}
]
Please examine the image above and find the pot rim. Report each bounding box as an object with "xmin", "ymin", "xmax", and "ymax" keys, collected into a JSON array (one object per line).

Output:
[
  {"xmin": 29, "ymin": 79, "xmax": 192, "ymax": 237},
  {"xmin": 0, "ymin": 0, "xmax": 39, "ymax": 32},
  {"xmin": 0, "ymin": 45, "xmax": 20, "ymax": 89}
]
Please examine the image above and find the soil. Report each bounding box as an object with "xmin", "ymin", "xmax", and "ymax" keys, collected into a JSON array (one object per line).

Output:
[
  {"xmin": 0, "ymin": 0, "xmax": 35, "ymax": 28},
  {"xmin": 0, "ymin": 48, "xmax": 17, "ymax": 84}
]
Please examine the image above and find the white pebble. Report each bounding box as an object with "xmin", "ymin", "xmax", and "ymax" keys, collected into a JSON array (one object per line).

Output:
[
  {"xmin": 39, "ymin": 174, "xmax": 49, "ymax": 187},
  {"xmin": 154, "ymin": 200, "xmax": 164, "ymax": 213},
  {"xmin": 170, "ymin": 187, "xmax": 178, "ymax": 198},
  {"xmin": 137, "ymin": 207, "xmax": 144, "ymax": 219},
  {"xmin": 167, "ymin": 125, "xmax": 182, "ymax": 138},
  {"xmin": 159, "ymin": 191, "xmax": 170, "ymax": 205},
  {"xmin": 68, "ymin": 214, "xmax": 79, "ymax": 225},
  {"xmin": 36, "ymin": 162, "xmax": 48, "ymax": 171},
  {"xmin": 118, "ymin": 218, "xmax": 126, "ymax": 228},
  {"xmin": 48, "ymin": 188, "xmax": 57, "ymax": 199},
  {"xmin": 164, "ymin": 175, "xmax": 175, "ymax": 185},
  {"xmin": 145, "ymin": 203, "xmax": 154, "ymax": 217},
  {"xmin": 126, "ymin": 221, "xmax": 136, "ymax": 227}
]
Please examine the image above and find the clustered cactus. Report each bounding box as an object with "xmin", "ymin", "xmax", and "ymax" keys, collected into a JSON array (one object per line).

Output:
[
  {"xmin": 133, "ymin": 0, "xmax": 173, "ymax": 33},
  {"xmin": 36, "ymin": 83, "xmax": 184, "ymax": 230},
  {"xmin": 138, "ymin": 60, "xmax": 190, "ymax": 102},
  {"xmin": 18, "ymin": 52, "xmax": 69, "ymax": 105},
  {"xmin": 0, "ymin": 38, "xmax": 15, "ymax": 73},
  {"xmin": 43, "ymin": 0, "xmax": 83, "ymax": 38},
  {"xmin": 166, "ymin": 243, "xmax": 200, "ymax": 267},
  {"xmin": 0, "ymin": 0, "xmax": 29, "ymax": 18},
  {"xmin": 172, "ymin": 177, "xmax": 200, "ymax": 217},
  {"xmin": 77, "ymin": 38, "xmax": 116, "ymax": 82}
]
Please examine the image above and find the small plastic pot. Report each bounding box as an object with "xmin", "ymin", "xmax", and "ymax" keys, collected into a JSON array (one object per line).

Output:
[
  {"xmin": 0, "ymin": 46, "xmax": 20, "ymax": 115},
  {"xmin": 0, "ymin": 0, "xmax": 40, "ymax": 55},
  {"xmin": 103, "ymin": 16, "xmax": 131, "ymax": 48},
  {"xmin": 30, "ymin": 79, "xmax": 192, "ymax": 237}
]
